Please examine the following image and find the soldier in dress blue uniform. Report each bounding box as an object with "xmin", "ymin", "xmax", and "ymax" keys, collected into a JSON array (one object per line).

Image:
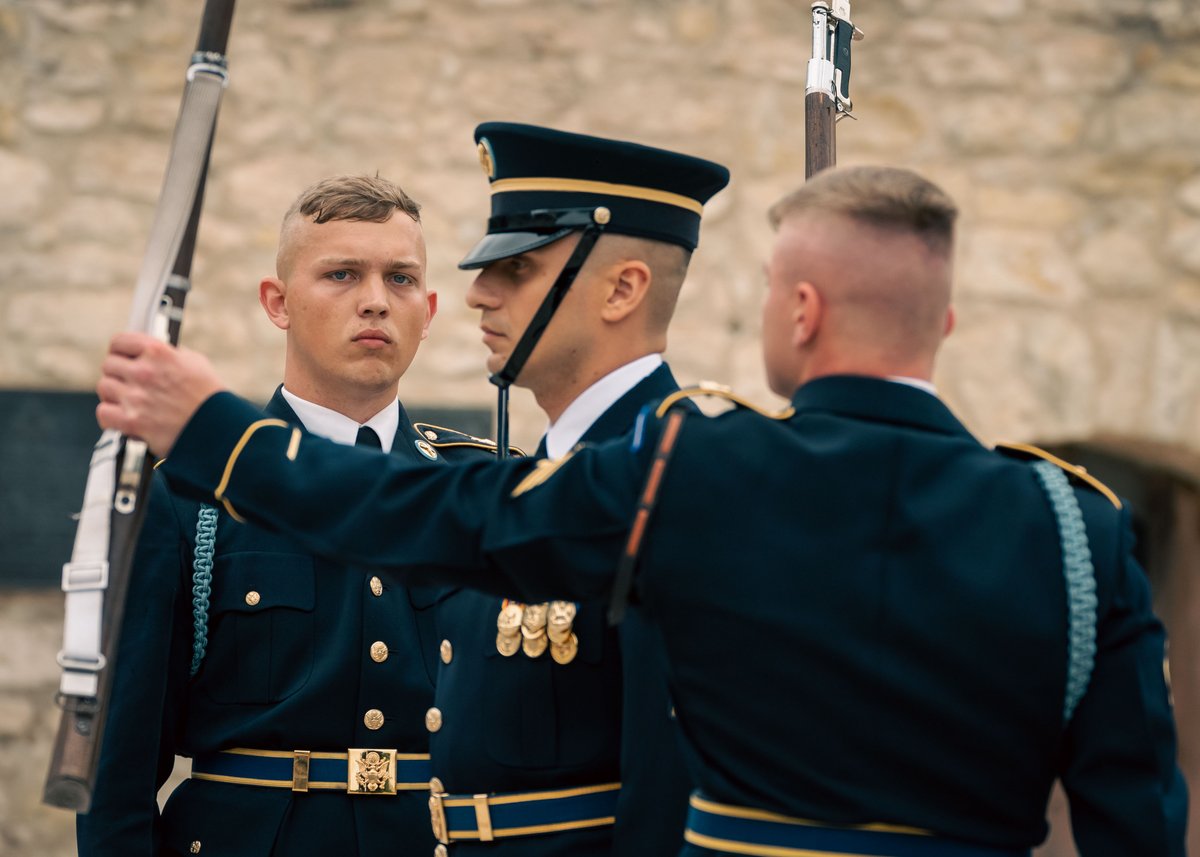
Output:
[
  {"xmin": 99, "ymin": 166, "xmax": 1187, "ymax": 856},
  {"xmin": 78, "ymin": 175, "xmax": 503, "ymax": 856},
  {"xmin": 421, "ymin": 124, "xmax": 727, "ymax": 857}
]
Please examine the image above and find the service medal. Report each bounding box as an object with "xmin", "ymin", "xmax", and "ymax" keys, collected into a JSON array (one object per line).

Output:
[
  {"xmin": 522, "ymin": 633, "xmax": 548, "ymax": 658},
  {"xmin": 496, "ymin": 632, "xmax": 521, "ymax": 657},
  {"xmin": 548, "ymin": 601, "xmax": 576, "ymax": 643},
  {"xmin": 550, "ymin": 632, "xmax": 579, "ymax": 665},
  {"xmin": 497, "ymin": 601, "xmax": 524, "ymax": 634},
  {"xmin": 521, "ymin": 602, "xmax": 549, "ymax": 639}
]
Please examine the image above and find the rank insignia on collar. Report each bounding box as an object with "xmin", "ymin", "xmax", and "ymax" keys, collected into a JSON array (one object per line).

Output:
[
  {"xmin": 415, "ymin": 439, "xmax": 439, "ymax": 461},
  {"xmin": 412, "ymin": 421, "xmax": 523, "ymax": 457}
]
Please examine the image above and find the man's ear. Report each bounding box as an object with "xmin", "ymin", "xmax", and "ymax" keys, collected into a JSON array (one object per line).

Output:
[
  {"xmin": 792, "ymin": 281, "xmax": 822, "ymax": 348},
  {"xmin": 420, "ymin": 291, "xmax": 438, "ymax": 341},
  {"xmin": 943, "ymin": 304, "xmax": 956, "ymax": 338},
  {"xmin": 260, "ymin": 277, "xmax": 289, "ymax": 331},
  {"xmin": 599, "ymin": 259, "xmax": 652, "ymax": 323}
]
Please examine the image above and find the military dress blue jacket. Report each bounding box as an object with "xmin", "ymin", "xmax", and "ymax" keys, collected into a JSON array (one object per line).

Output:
[
  {"xmin": 77, "ymin": 389, "xmax": 455, "ymax": 856},
  {"xmin": 158, "ymin": 375, "xmax": 1188, "ymax": 856},
  {"xmin": 425, "ymin": 363, "xmax": 692, "ymax": 857}
]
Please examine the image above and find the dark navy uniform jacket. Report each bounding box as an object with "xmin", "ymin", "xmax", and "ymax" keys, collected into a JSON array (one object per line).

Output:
[
  {"xmin": 78, "ymin": 390, "xmax": 451, "ymax": 857},
  {"xmin": 160, "ymin": 375, "xmax": 1187, "ymax": 855},
  {"xmin": 427, "ymin": 362, "xmax": 692, "ymax": 856}
]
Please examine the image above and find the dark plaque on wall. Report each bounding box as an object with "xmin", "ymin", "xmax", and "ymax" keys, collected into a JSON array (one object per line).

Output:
[{"xmin": 0, "ymin": 391, "xmax": 100, "ymax": 586}]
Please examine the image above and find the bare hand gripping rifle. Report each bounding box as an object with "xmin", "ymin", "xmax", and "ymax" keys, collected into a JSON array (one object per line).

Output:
[
  {"xmin": 805, "ymin": 0, "xmax": 863, "ymax": 177},
  {"xmin": 43, "ymin": 0, "xmax": 236, "ymax": 812}
]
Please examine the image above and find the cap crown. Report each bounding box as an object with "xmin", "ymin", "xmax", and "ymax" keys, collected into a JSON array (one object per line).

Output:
[{"xmin": 460, "ymin": 122, "xmax": 730, "ymax": 269}]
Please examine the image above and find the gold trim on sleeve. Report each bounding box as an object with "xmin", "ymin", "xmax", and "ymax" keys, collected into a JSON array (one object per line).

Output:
[{"xmin": 213, "ymin": 418, "xmax": 290, "ymax": 507}]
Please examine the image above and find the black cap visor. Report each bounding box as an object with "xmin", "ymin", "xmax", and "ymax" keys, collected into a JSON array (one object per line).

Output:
[{"xmin": 457, "ymin": 228, "xmax": 575, "ymax": 270}]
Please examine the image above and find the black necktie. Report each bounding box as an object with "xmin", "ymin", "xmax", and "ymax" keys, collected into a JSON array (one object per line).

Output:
[{"xmin": 356, "ymin": 426, "xmax": 382, "ymax": 449}]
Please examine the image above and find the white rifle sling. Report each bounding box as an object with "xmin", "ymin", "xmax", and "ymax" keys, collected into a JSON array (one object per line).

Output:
[{"xmin": 57, "ymin": 430, "xmax": 121, "ymax": 698}]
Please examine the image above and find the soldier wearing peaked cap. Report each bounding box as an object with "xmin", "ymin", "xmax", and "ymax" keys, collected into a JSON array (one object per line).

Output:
[
  {"xmin": 414, "ymin": 123, "xmax": 728, "ymax": 856},
  {"xmin": 93, "ymin": 123, "xmax": 730, "ymax": 857},
  {"xmin": 98, "ymin": 164, "xmax": 1186, "ymax": 856}
]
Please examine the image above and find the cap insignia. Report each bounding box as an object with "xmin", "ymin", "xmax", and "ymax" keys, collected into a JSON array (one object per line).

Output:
[{"xmin": 477, "ymin": 138, "xmax": 496, "ymax": 180}]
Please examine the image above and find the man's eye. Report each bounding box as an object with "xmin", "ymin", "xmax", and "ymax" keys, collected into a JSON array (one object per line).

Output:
[
  {"xmin": 390, "ymin": 273, "xmax": 413, "ymax": 285},
  {"xmin": 329, "ymin": 270, "xmax": 351, "ymax": 282}
]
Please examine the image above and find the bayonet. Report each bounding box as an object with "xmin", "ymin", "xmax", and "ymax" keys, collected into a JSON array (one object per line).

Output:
[{"xmin": 806, "ymin": 0, "xmax": 864, "ymax": 178}]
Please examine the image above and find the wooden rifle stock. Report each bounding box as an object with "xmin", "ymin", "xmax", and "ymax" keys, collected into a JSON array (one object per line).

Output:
[{"xmin": 805, "ymin": 90, "xmax": 837, "ymax": 179}]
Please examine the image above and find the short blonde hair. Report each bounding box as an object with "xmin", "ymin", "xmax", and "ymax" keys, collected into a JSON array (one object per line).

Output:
[
  {"xmin": 768, "ymin": 166, "xmax": 957, "ymax": 255},
  {"xmin": 276, "ymin": 175, "xmax": 423, "ymax": 278},
  {"xmin": 284, "ymin": 174, "xmax": 422, "ymax": 226}
]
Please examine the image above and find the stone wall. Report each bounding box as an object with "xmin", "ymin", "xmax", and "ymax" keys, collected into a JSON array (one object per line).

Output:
[
  {"xmin": 2, "ymin": 1, "xmax": 1199, "ymax": 854},
  {"xmin": 2, "ymin": 0, "xmax": 1199, "ymax": 449}
]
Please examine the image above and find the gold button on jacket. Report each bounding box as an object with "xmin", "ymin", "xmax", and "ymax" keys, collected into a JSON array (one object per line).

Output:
[
  {"xmin": 244, "ymin": 591, "xmax": 260, "ymax": 606},
  {"xmin": 364, "ymin": 709, "xmax": 385, "ymax": 730},
  {"xmin": 425, "ymin": 707, "xmax": 443, "ymax": 732},
  {"xmin": 369, "ymin": 576, "xmax": 383, "ymax": 597},
  {"xmin": 439, "ymin": 640, "xmax": 453, "ymax": 664},
  {"xmin": 370, "ymin": 641, "xmax": 389, "ymax": 663}
]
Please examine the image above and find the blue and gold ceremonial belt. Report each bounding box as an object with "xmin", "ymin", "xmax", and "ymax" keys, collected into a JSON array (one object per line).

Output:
[
  {"xmin": 191, "ymin": 747, "xmax": 431, "ymax": 795},
  {"xmin": 429, "ymin": 779, "xmax": 620, "ymax": 843},
  {"xmin": 685, "ymin": 794, "xmax": 1032, "ymax": 857}
]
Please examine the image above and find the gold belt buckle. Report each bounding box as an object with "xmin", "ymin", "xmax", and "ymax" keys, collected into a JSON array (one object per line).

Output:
[
  {"xmin": 429, "ymin": 778, "xmax": 449, "ymax": 844},
  {"xmin": 346, "ymin": 748, "xmax": 397, "ymax": 796}
]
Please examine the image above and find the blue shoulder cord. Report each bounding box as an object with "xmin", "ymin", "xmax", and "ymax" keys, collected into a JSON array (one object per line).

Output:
[
  {"xmin": 1030, "ymin": 460, "xmax": 1099, "ymax": 724},
  {"xmin": 190, "ymin": 503, "xmax": 219, "ymax": 676}
]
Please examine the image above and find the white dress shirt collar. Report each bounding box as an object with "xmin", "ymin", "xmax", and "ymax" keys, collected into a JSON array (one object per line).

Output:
[
  {"xmin": 280, "ymin": 387, "xmax": 400, "ymax": 453},
  {"xmin": 544, "ymin": 354, "xmax": 663, "ymax": 460},
  {"xmin": 887, "ymin": 376, "xmax": 939, "ymax": 397}
]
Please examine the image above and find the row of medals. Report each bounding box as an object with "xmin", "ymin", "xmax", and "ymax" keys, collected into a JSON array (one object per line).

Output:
[{"xmin": 497, "ymin": 599, "xmax": 578, "ymax": 664}]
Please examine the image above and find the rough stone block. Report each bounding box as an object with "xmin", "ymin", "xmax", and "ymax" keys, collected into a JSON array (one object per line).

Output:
[
  {"xmin": 24, "ymin": 95, "xmax": 106, "ymax": 134},
  {"xmin": 0, "ymin": 149, "xmax": 52, "ymax": 230}
]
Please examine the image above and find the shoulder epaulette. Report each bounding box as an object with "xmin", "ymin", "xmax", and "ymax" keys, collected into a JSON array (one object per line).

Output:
[
  {"xmin": 413, "ymin": 422, "xmax": 525, "ymax": 457},
  {"xmin": 654, "ymin": 381, "xmax": 796, "ymax": 420},
  {"xmin": 995, "ymin": 442, "xmax": 1121, "ymax": 509}
]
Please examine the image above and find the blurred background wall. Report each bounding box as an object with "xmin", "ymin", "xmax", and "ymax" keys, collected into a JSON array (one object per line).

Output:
[{"xmin": 1, "ymin": 0, "xmax": 1198, "ymax": 854}]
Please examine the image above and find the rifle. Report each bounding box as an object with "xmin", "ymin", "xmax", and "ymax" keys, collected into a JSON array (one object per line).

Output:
[
  {"xmin": 805, "ymin": 0, "xmax": 864, "ymax": 178},
  {"xmin": 43, "ymin": 0, "xmax": 237, "ymax": 813}
]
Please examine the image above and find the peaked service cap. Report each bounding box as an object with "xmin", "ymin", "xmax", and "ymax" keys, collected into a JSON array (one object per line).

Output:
[{"xmin": 459, "ymin": 122, "xmax": 730, "ymax": 270}]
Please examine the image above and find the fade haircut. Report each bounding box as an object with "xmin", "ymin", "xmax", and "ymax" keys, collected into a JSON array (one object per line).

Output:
[
  {"xmin": 277, "ymin": 174, "xmax": 422, "ymax": 277},
  {"xmin": 589, "ymin": 234, "xmax": 692, "ymax": 333},
  {"xmin": 768, "ymin": 166, "xmax": 957, "ymax": 256}
]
